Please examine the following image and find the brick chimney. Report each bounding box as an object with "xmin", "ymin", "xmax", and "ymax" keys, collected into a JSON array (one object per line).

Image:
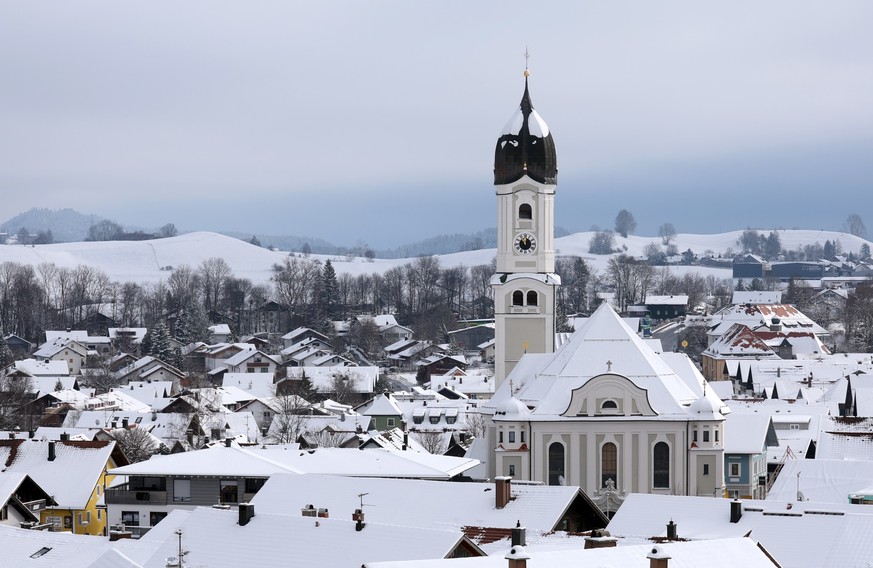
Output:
[
  {"xmin": 238, "ymin": 502, "xmax": 255, "ymax": 526},
  {"xmin": 495, "ymin": 476, "xmax": 511, "ymax": 509},
  {"xmin": 317, "ymin": 507, "xmax": 329, "ymax": 518},
  {"xmin": 301, "ymin": 504, "xmax": 317, "ymax": 517},
  {"xmin": 647, "ymin": 545, "xmax": 671, "ymax": 568},
  {"xmin": 584, "ymin": 529, "xmax": 617, "ymax": 549},
  {"xmin": 48, "ymin": 441, "xmax": 56, "ymax": 462},
  {"xmin": 505, "ymin": 545, "xmax": 530, "ymax": 568}
]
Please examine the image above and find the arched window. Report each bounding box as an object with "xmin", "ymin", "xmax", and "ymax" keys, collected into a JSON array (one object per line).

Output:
[
  {"xmin": 548, "ymin": 442, "xmax": 565, "ymax": 486},
  {"xmin": 518, "ymin": 203, "xmax": 532, "ymax": 220},
  {"xmin": 526, "ymin": 291, "xmax": 538, "ymax": 306},
  {"xmin": 512, "ymin": 290, "xmax": 524, "ymax": 306},
  {"xmin": 601, "ymin": 442, "xmax": 617, "ymax": 488},
  {"xmin": 653, "ymin": 442, "xmax": 670, "ymax": 488}
]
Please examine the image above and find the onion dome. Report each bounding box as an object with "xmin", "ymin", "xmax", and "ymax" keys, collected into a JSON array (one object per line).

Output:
[
  {"xmin": 494, "ymin": 72, "xmax": 558, "ymax": 186},
  {"xmin": 689, "ymin": 394, "xmax": 721, "ymax": 420},
  {"xmin": 495, "ymin": 396, "xmax": 531, "ymax": 417}
]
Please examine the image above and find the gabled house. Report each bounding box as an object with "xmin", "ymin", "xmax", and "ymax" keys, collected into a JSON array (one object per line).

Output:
[
  {"xmin": 281, "ymin": 327, "xmax": 331, "ymax": 350},
  {"xmin": 34, "ymin": 339, "xmax": 89, "ymax": 375},
  {"xmin": 114, "ymin": 356, "xmax": 184, "ymax": 386},
  {"xmin": 360, "ymin": 393, "xmax": 404, "ymax": 431},
  {"xmin": 723, "ymin": 413, "xmax": 777, "ymax": 499},
  {"xmin": 2, "ymin": 334, "xmax": 32, "ymax": 357},
  {"xmin": 0, "ymin": 472, "xmax": 55, "ymax": 529},
  {"xmin": 447, "ymin": 324, "xmax": 495, "ymax": 353},
  {"xmin": 702, "ymin": 324, "xmax": 780, "ymax": 381},
  {"xmin": 220, "ymin": 349, "xmax": 279, "ymax": 375},
  {"xmin": 0, "ymin": 439, "xmax": 128, "ymax": 536}
]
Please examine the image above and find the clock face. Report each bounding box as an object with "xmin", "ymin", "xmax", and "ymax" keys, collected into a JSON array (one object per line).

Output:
[{"xmin": 514, "ymin": 232, "xmax": 537, "ymax": 255}]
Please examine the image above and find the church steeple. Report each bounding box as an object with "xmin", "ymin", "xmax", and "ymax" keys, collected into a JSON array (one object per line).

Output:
[{"xmin": 494, "ymin": 73, "xmax": 558, "ymax": 186}]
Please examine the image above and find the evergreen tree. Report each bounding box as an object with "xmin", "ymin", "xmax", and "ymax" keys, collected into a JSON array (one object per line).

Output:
[
  {"xmin": 861, "ymin": 243, "xmax": 871, "ymax": 259},
  {"xmin": 319, "ymin": 260, "xmax": 339, "ymax": 320},
  {"xmin": 249, "ymin": 235, "xmax": 262, "ymax": 247},
  {"xmin": 764, "ymin": 232, "xmax": 782, "ymax": 260},
  {"xmin": 0, "ymin": 334, "xmax": 11, "ymax": 368},
  {"xmin": 823, "ymin": 240, "xmax": 836, "ymax": 259},
  {"xmin": 54, "ymin": 378, "xmax": 64, "ymax": 392},
  {"xmin": 147, "ymin": 320, "xmax": 173, "ymax": 363}
]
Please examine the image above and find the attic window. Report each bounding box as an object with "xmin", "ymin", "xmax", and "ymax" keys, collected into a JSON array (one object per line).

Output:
[
  {"xmin": 30, "ymin": 547, "xmax": 52, "ymax": 559},
  {"xmin": 599, "ymin": 399, "xmax": 619, "ymax": 415}
]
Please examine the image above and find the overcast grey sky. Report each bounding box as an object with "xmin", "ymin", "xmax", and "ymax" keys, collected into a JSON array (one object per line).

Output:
[{"xmin": 2, "ymin": 2, "xmax": 872, "ymax": 248}]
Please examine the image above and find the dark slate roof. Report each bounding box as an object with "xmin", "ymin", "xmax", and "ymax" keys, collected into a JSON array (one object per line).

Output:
[{"xmin": 494, "ymin": 76, "xmax": 558, "ymax": 186}]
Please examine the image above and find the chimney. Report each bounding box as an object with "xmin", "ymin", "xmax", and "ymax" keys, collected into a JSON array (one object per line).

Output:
[
  {"xmin": 60, "ymin": 432, "xmax": 69, "ymax": 441},
  {"xmin": 225, "ymin": 438, "xmax": 232, "ymax": 448},
  {"xmin": 28, "ymin": 430, "xmax": 34, "ymax": 439},
  {"xmin": 495, "ymin": 476, "xmax": 511, "ymax": 509},
  {"xmin": 666, "ymin": 520, "xmax": 678, "ymax": 541},
  {"xmin": 647, "ymin": 545, "xmax": 671, "ymax": 568},
  {"xmin": 48, "ymin": 441, "xmax": 56, "ymax": 462},
  {"xmin": 505, "ymin": 545, "xmax": 530, "ymax": 568},
  {"xmin": 317, "ymin": 507, "xmax": 329, "ymax": 518},
  {"xmin": 238, "ymin": 502, "xmax": 255, "ymax": 526},
  {"xmin": 109, "ymin": 528, "xmax": 133, "ymax": 541},
  {"xmin": 353, "ymin": 508, "xmax": 365, "ymax": 531},
  {"xmin": 7, "ymin": 433, "xmax": 13, "ymax": 439},
  {"xmin": 584, "ymin": 529, "xmax": 617, "ymax": 549},
  {"xmin": 511, "ymin": 521, "xmax": 526, "ymax": 547},
  {"xmin": 301, "ymin": 504, "xmax": 317, "ymax": 517},
  {"xmin": 730, "ymin": 500, "xmax": 743, "ymax": 523},
  {"xmin": 122, "ymin": 418, "xmax": 129, "ymax": 429},
  {"xmin": 402, "ymin": 429, "xmax": 408, "ymax": 451}
]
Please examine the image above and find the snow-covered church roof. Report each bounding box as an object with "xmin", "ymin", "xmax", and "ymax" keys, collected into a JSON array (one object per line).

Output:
[{"xmin": 490, "ymin": 303, "xmax": 725, "ymax": 420}]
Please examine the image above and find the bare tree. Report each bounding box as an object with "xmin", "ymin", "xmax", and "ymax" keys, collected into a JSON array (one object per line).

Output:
[
  {"xmin": 198, "ymin": 258, "xmax": 233, "ymax": 313},
  {"xmin": 413, "ymin": 430, "xmax": 446, "ymax": 454},
  {"xmin": 658, "ymin": 223, "xmax": 677, "ymax": 245},
  {"xmin": 113, "ymin": 426, "xmax": 159, "ymax": 463},
  {"xmin": 308, "ymin": 427, "xmax": 348, "ymax": 448},
  {"xmin": 267, "ymin": 384, "xmax": 312, "ymax": 444},
  {"xmin": 81, "ymin": 355, "xmax": 120, "ymax": 395},
  {"xmin": 463, "ymin": 412, "xmax": 487, "ymax": 439},
  {"xmin": 845, "ymin": 214, "xmax": 867, "ymax": 239},
  {"xmin": 272, "ymin": 256, "xmax": 321, "ymax": 312},
  {"xmin": 329, "ymin": 374, "xmax": 354, "ymax": 405},
  {"xmin": 0, "ymin": 374, "xmax": 34, "ymax": 430}
]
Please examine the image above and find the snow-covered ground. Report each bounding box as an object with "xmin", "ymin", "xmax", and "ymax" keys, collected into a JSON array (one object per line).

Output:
[{"xmin": 0, "ymin": 229, "xmax": 867, "ymax": 286}]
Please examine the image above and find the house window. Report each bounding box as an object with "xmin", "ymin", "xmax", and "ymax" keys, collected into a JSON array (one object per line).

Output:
[
  {"xmin": 653, "ymin": 442, "xmax": 670, "ymax": 488},
  {"xmin": 30, "ymin": 547, "xmax": 52, "ymax": 559},
  {"xmin": 548, "ymin": 442, "xmax": 566, "ymax": 486},
  {"xmin": 64, "ymin": 516, "xmax": 72, "ymax": 529},
  {"xmin": 150, "ymin": 511, "xmax": 167, "ymax": 526},
  {"xmin": 77, "ymin": 511, "xmax": 91, "ymax": 525},
  {"xmin": 173, "ymin": 479, "xmax": 191, "ymax": 502},
  {"xmin": 512, "ymin": 291, "xmax": 524, "ymax": 306},
  {"xmin": 715, "ymin": 428, "xmax": 719, "ymax": 443},
  {"xmin": 508, "ymin": 464, "xmax": 516, "ymax": 476},
  {"xmin": 121, "ymin": 511, "xmax": 139, "ymax": 527},
  {"xmin": 703, "ymin": 429, "xmax": 710, "ymax": 443},
  {"xmin": 97, "ymin": 510, "xmax": 101, "ymax": 521},
  {"xmin": 518, "ymin": 203, "xmax": 532, "ymax": 220},
  {"xmin": 429, "ymin": 414, "xmax": 440, "ymax": 424},
  {"xmin": 413, "ymin": 414, "xmax": 424, "ymax": 425},
  {"xmin": 730, "ymin": 463, "xmax": 741, "ymax": 477},
  {"xmin": 220, "ymin": 480, "xmax": 239, "ymax": 503},
  {"xmin": 702, "ymin": 463, "xmax": 710, "ymax": 476},
  {"xmin": 790, "ymin": 424, "xmax": 800, "ymax": 430},
  {"xmin": 261, "ymin": 368, "xmax": 268, "ymax": 373},
  {"xmin": 693, "ymin": 429, "xmax": 698, "ymax": 443},
  {"xmin": 526, "ymin": 291, "xmax": 538, "ymax": 306},
  {"xmin": 446, "ymin": 415, "xmax": 456, "ymax": 425},
  {"xmin": 508, "ymin": 431, "xmax": 516, "ymax": 443},
  {"xmin": 499, "ymin": 431, "xmax": 504, "ymax": 443},
  {"xmin": 520, "ymin": 430, "xmax": 525, "ymax": 443},
  {"xmin": 387, "ymin": 418, "xmax": 396, "ymax": 427},
  {"xmin": 602, "ymin": 442, "xmax": 618, "ymax": 488}
]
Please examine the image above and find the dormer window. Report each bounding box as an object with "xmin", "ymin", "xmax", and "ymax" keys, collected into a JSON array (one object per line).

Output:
[{"xmin": 599, "ymin": 399, "xmax": 620, "ymax": 415}]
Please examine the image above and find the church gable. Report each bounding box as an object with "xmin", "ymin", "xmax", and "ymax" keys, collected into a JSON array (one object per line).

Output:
[{"xmin": 561, "ymin": 373, "xmax": 657, "ymax": 418}]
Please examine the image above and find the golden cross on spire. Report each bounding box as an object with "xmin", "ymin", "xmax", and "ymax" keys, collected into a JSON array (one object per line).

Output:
[{"xmin": 524, "ymin": 47, "xmax": 530, "ymax": 78}]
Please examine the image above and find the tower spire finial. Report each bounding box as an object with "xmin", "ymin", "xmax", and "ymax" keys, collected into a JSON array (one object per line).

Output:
[{"xmin": 524, "ymin": 47, "xmax": 530, "ymax": 78}]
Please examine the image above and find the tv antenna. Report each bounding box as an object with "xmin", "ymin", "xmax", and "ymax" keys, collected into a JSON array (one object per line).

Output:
[{"xmin": 357, "ymin": 492, "xmax": 373, "ymax": 509}]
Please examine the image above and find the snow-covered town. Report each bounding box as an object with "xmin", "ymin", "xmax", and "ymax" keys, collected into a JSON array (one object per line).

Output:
[{"xmin": 3, "ymin": 3, "xmax": 873, "ymax": 568}]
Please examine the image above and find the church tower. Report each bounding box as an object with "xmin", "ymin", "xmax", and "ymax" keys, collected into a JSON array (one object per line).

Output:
[{"xmin": 491, "ymin": 68, "xmax": 560, "ymax": 386}]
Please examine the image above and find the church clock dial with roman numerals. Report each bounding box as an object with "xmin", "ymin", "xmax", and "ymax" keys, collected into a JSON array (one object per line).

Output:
[{"xmin": 514, "ymin": 232, "xmax": 537, "ymax": 255}]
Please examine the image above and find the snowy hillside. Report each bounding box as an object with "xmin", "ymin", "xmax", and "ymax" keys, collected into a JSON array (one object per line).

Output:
[{"xmin": 0, "ymin": 229, "xmax": 868, "ymax": 286}]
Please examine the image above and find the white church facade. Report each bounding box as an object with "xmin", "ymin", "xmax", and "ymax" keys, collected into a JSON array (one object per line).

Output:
[{"xmin": 485, "ymin": 71, "xmax": 727, "ymax": 506}]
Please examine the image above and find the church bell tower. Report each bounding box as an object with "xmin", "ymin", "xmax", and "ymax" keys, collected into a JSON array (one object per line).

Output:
[{"xmin": 491, "ymin": 67, "xmax": 560, "ymax": 386}]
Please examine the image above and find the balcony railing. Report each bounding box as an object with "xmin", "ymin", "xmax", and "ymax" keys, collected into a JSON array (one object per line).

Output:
[{"xmin": 105, "ymin": 486, "xmax": 168, "ymax": 506}]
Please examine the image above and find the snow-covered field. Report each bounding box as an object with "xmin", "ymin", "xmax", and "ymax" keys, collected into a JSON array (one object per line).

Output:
[{"xmin": 0, "ymin": 229, "xmax": 867, "ymax": 286}]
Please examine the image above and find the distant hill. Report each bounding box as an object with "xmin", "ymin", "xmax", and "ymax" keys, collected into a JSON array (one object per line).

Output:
[{"xmin": 0, "ymin": 208, "xmax": 102, "ymax": 243}]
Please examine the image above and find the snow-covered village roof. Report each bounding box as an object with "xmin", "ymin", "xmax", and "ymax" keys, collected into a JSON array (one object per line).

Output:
[
  {"xmin": 251, "ymin": 473, "xmax": 592, "ymax": 533},
  {"xmin": 365, "ymin": 537, "xmax": 778, "ymax": 568},
  {"xmin": 220, "ymin": 372, "xmax": 276, "ymax": 399},
  {"xmin": 11, "ymin": 358, "xmax": 70, "ymax": 376},
  {"xmin": 645, "ymin": 294, "xmax": 689, "ymax": 306},
  {"xmin": 0, "ymin": 439, "xmax": 117, "ymax": 509},
  {"xmin": 110, "ymin": 442, "xmax": 478, "ymax": 480},
  {"xmin": 732, "ymin": 290, "xmax": 783, "ymax": 305},
  {"xmin": 704, "ymin": 324, "xmax": 781, "ymax": 358},
  {"xmin": 767, "ymin": 459, "xmax": 873, "ymax": 504},
  {"xmin": 708, "ymin": 303, "xmax": 828, "ymax": 339},
  {"xmin": 489, "ymin": 303, "xmax": 722, "ymax": 420},
  {"xmin": 45, "ymin": 330, "xmax": 111, "ymax": 346},
  {"xmin": 607, "ymin": 492, "xmax": 873, "ymax": 568},
  {"xmin": 286, "ymin": 366, "xmax": 378, "ymax": 394},
  {"xmin": 107, "ymin": 327, "xmax": 148, "ymax": 343}
]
